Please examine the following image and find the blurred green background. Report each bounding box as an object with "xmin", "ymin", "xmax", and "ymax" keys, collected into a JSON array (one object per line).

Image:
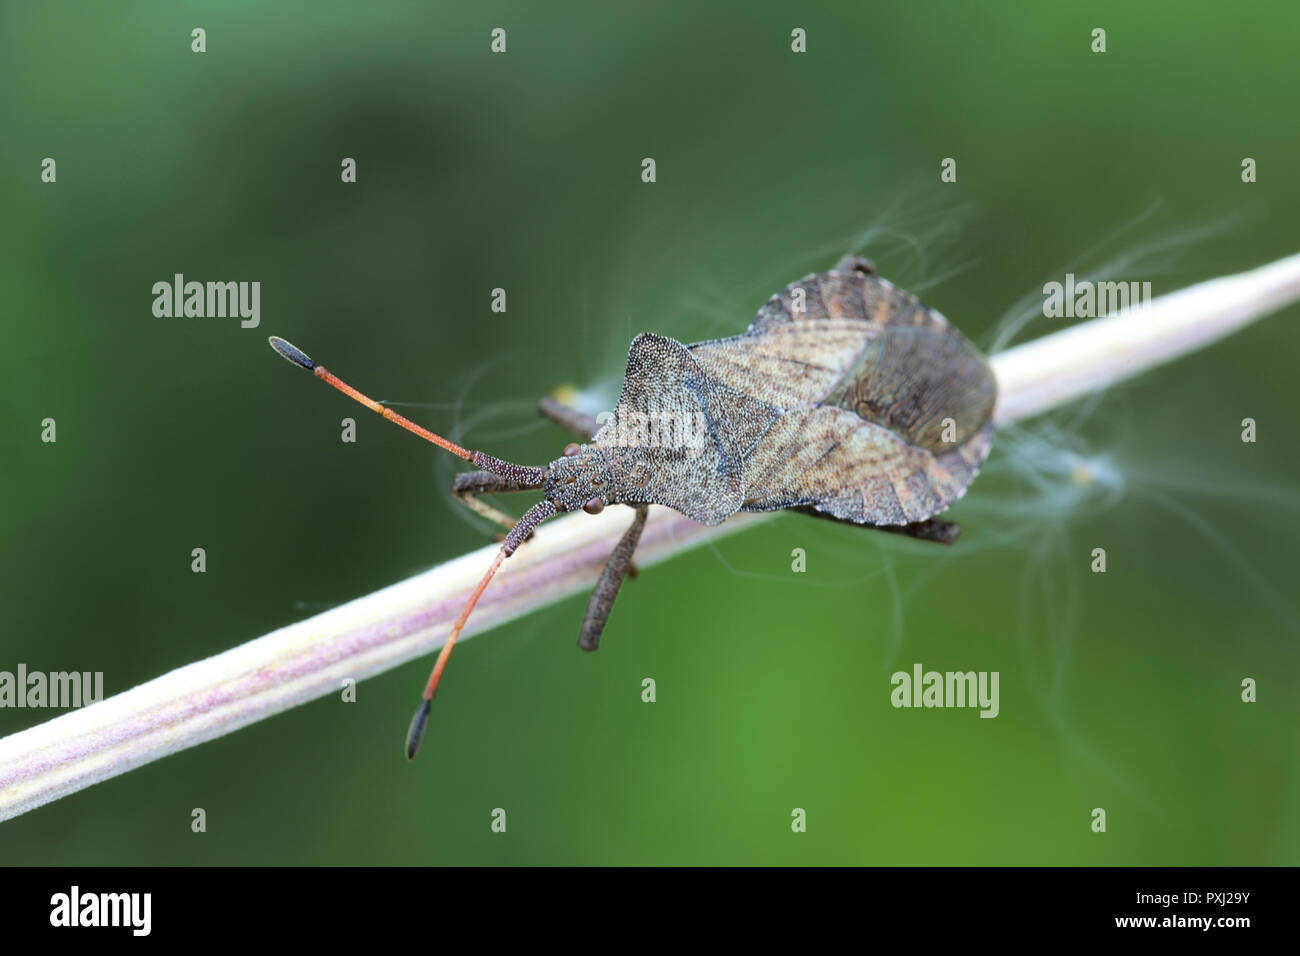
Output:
[{"xmin": 2, "ymin": 0, "xmax": 1297, "ymax": 865}]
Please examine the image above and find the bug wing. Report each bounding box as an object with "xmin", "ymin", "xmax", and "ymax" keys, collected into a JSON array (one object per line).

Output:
[
  {"xmin": 823, "ymin": 323, "xmax": 996, "ymax": 453},
  {"xmin": 595, "ymin": 333, "xmax": 778, "ymax": 525},
  {"xmin": 690, "ymin": 265, "xmax": 997, "ymax": 523},
  {"xmin": 747, "ymin": 266, "xmax": 934, "ymax": 334},
  {"xmin": 689, "ymin": 318, "xmax": 878, "ymax": 409},
  {"xmin": 741, "ymin": 409, "xmax": 994, "ymax": 524}
]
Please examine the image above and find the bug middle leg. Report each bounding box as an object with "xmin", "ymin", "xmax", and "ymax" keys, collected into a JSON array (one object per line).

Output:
[
  {"xmin": 451, "ymin": 470, "xmax": 543, "ymax": 535},
  {"xmin": 579, "ymin": 505, "xmax": 649, "ymax": 652}
]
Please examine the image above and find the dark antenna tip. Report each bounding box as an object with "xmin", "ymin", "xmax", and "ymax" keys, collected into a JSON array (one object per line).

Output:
[
  {"xmin": 406, "ymin": 699, "xmax": 432, "ymax": 760},
  {"xmin": 268, "ymin": 335, "xmax": 315, "ymax": 371}
]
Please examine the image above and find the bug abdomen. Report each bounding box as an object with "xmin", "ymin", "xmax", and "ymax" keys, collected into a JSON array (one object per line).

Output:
[
  {"xmin": 824, "ymin": 323, "xmax": 996, "ymax": 454},
  {"xmin": 728, "ymin": 266, "xmax": 998, "ymax": 524}
]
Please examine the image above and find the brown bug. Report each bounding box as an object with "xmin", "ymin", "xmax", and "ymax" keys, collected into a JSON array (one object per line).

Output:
[{"xmin": 268, "ymin": 255, "xmax": 997, "ymax": 758}]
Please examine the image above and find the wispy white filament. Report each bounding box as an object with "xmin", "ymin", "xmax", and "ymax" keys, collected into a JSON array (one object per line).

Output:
[
  {"xmin": 2, "ymin": 253, "xmax": 1297, "ymax": 822},
  {"xmin": 992, "ymin": 253, "xmax": 1300, "ymax": 425}
]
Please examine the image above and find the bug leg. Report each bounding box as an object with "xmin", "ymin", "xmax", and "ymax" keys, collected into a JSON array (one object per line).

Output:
[
  {"xmin": 835, "ymin": 254, "xmax": 877, "ymax": 276},
  {"xmin": 792, "ymin": 506, "xmax": 960, "ymax": 545},
  {"xmin": 452, "ymin": 470, "xmax": 543, "ymax": 537},
  {"xmin": 874, "ymin": 517, "xmax": 961, "ymax": 545},
  {"xmin": 538, "ymin": 394, "xmax": 601, "ymax": 440},
  {"xmin": 538, "ymin": 398, "xmax": 613, "ymax": 564},
  {"xmin": 579, "ymin": 505, "xmax": 649, "ymax": 651}
]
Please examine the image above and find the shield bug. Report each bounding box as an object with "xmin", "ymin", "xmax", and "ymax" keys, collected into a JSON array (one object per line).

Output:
[{"xmin": 268, "ymin": 255, "xmax": 996, "ymax": 758}]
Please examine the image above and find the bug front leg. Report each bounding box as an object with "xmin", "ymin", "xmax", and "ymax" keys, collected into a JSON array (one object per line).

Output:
[
  {"xmin": 451, "ymin": 470, "xmax": 542, "ymax": 535},
  {"xmin": 539, "ymin": 398, "xmax": 617, "ymax": 565},
  {"xmin": 579, "ymin": 505, "xmax": 649, "ymax": 651},
  {"xmin": 538, "ymin": 394, "xmax": 601, "ymax": 441}
]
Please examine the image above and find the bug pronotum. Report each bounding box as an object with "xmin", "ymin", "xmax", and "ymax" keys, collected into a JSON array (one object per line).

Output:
[{"xmin": 269, "ymin": 255, "xmax": 997, "ymax": 759}]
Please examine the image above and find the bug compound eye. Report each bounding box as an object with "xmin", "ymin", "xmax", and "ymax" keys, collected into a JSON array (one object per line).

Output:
[
  {"xmin": 563, "ymin": 443, "xmax": 582, "ymax": 457},
  {"xmin": 582, "ymin": 497, "xmax": 605, "ymax": 515}
]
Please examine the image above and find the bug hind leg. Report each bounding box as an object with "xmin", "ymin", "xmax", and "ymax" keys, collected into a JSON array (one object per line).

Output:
[
  {"xmin": 579, "ymin": 505, "xmax": 649, "ymax": 651},
  {"xmin": 793, "ymin": 505, "xmax": 961, "ymax": 545},
  {"xmin": 874, "ymin": 517, "xmax": 961, "ymax": 545}
]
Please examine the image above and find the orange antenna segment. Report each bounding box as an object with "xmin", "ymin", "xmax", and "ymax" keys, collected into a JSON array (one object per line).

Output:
[
  {"xmin": 405, "ymin": 498, "xmax": 558, "ymax": 759},
  {"xmin": 269, "ymin": 335, "xmax": 557, "ymax": 759},
  {"xmin": 268, "ymin": 336, "xmax": 473, "ymax": 461},
  {"xmin": 422, "ymin": 551, "xmax": 504, "ymax": 698}
]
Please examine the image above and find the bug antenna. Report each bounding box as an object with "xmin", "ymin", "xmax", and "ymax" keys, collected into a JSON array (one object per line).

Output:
[
  {"xmin": 267, "ymin": 335, "xmax": 556, "ymax": 759},
  {"xmin": 267, "ymin": 336, "xmax": 547, "ymax": 486},
  {"xmin": 406, "ymin": 499, "xmax": 558, "ymax": 760}
]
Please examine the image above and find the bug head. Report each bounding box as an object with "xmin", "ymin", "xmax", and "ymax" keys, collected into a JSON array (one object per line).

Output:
[{"xmin": 544, "ymin": 442, "xmax": 612, "ymax": 515}]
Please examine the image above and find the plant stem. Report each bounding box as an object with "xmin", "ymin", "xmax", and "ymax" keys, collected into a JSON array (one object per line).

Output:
[{"xmin": 2, "ymin": 253, "xmax": 1298, "ymax": 822}]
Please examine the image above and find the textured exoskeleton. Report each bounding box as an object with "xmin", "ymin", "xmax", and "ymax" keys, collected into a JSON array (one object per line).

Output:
[
  {"xmin": 552, "ymin": 258, "xmax": 996, "ymax": 528},
  {"xmin": 463, "ymin": 257, "xmax": 997, "ymax": 653},
  {"xmin": 267, "ymin": 256, "xmax": 1000, "ymax": 758}
]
